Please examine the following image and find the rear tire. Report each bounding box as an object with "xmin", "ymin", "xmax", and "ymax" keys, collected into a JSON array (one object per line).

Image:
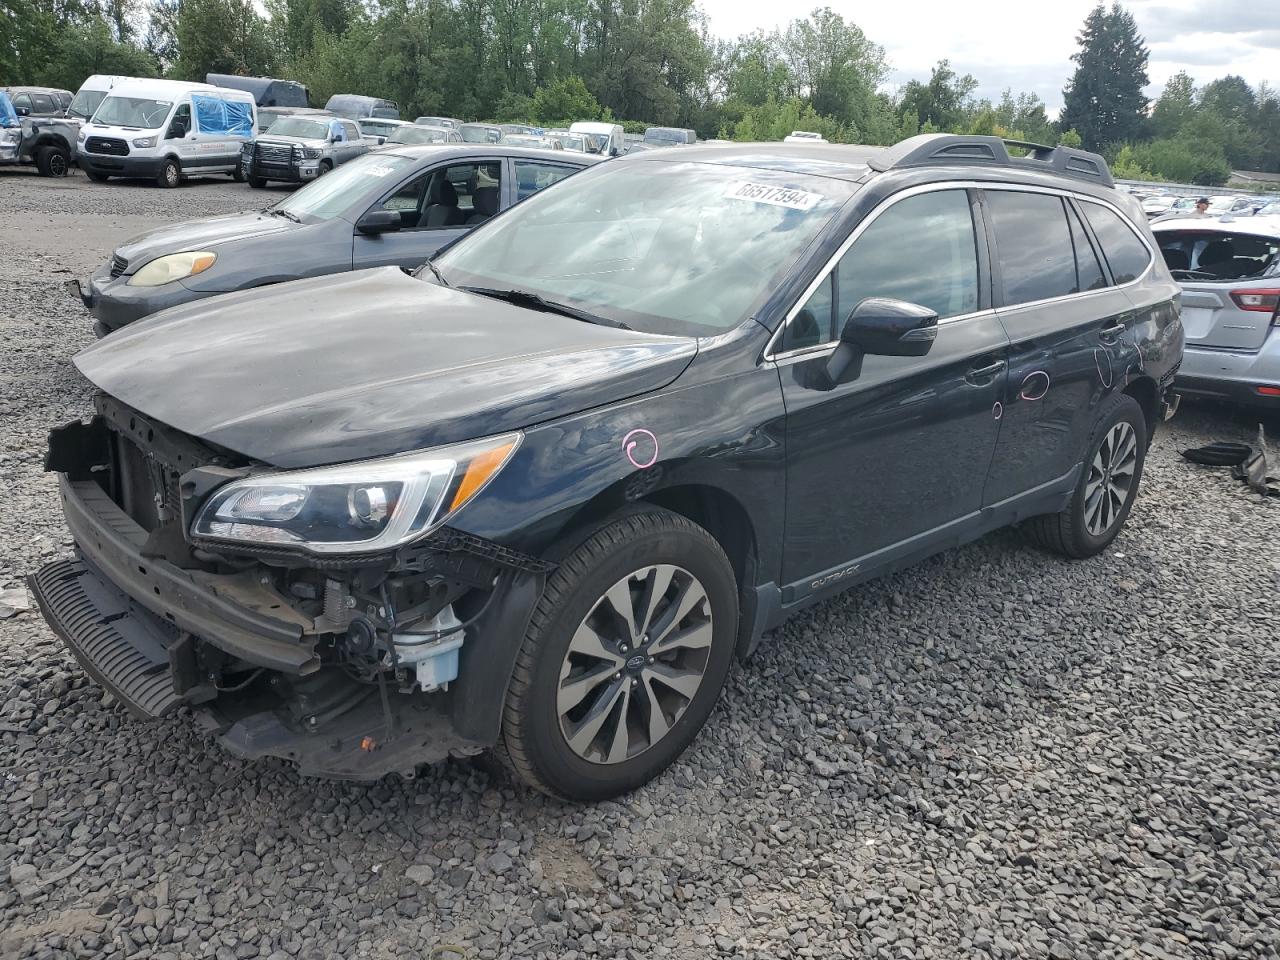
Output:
[
  {"xmin": 247, "ymin": 176, "xmax": 267, "ymax": 188},
  {"xmin": 85, "ymin": 169, "xmax": 109, "ymax": 183},
  {"xmin": 500, "ymin": 510, "xmax": 739, "ymax": 801},
  {"xmin": 156, "ymin": 157, "xmax": 181, "ymax": 188},
  {"xmin": 1024, "ymin": 392, "xmax": 1147, "ymax": 558},
  {"xmin": 36, "ymin": 145, "xmax": 70, "ymax": 177}
]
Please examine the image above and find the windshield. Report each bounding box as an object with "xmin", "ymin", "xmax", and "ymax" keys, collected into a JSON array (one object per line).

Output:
[
  {"xmin": 69, "ymin": 89, "xmax": 106, "ymax": 120},
  {"xmin": 434, "ymin": 160, "xmax": 851, "ymax": 337},
  {"xmin": 0, "ymin": 93, "xmax": 16, "ymax": 128},
  {"xmin": 548, "ymin": 133, "xmax": 584, "ymax": 151},
  {"xmin": 390, "ymin": 126, "xmax": 449, "ymax": 144},
  {"xmin": 269, "ymin": 117, "xmax": 330, "ymax": 140},
  {"xmin": 644, "ymin": 128, "xmax": 687, "ymax": 145},
  {"xmin": 273, "ymin": 153, "xmax": 415, "ymax": 221},
  {"xmin": 580, "ymin": 133, "xmax": 609, "ymax": 153},
  {"xmin": 92, "ymin": 95, "xmax": 172, "ymax": 129},
  {"xmin": 459, "ymin": 124, "xmax": 499, "ymax": 143}
]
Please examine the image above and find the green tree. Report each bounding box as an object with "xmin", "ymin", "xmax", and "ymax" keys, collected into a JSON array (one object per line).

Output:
[
  {"xmin": 897, "ymin": 60, "xmax": 978, "ymax": 133},
  {"xmin": 37, "ymin": 17, "xmax": 159, "ymax": 90},
  {"xmin": 172, "ymin": 0, "xmax": 273, "ymax": 80},
  {"xmin": 1129, "ymin": 136, "xmax": 1230, "ymax": 185},
  {"xmin": 530, "ymin": 76, "xmax": 600, "ymax": 124},
  {"xmin": 1060, "ymin": 3, "xmax": 1149, "ymax": 150},
  {"xmin": 1151, "ymin": 70, "xmax": 1195, "ymax": 139},
  {"xmin": 145, "ymin": 0, "xmax": 182, "ymax": 70}
]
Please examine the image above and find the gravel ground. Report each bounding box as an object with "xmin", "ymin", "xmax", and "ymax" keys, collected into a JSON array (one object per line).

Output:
[{"xmin": 2, "ymin": 169, "xmax": 1279, "ymax": 960}]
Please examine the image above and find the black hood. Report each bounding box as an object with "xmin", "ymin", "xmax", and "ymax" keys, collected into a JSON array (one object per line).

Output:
[
  {"xmin": 116, "ymin": 212, "xmax": 296, "ymax": 271},
  {"xmin": 75, "ymin": 268, "xmax": 697, "ymax": 468}
]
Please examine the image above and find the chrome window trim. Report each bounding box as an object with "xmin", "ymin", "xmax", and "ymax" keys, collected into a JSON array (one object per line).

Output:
[{"xmin": 764, "ymin": 180, "xmax": 1155, "ymax": 361}]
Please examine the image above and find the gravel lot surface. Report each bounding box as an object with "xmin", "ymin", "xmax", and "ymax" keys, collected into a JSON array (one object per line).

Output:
[{"xmin": 2, "ymin": 169, "xmax": 1279, "ymax": 960}]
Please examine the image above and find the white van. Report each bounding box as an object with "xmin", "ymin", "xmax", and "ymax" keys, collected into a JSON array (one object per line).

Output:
[
  {"xmin": 77, "ymin": 78, "xmax": 257, "ymax": 187},
  {"xmin": 569, "ymin": 121, "xmax": 625, "ymax": 158},
  {"xmin": 67, "ymin": 75, "xmax": 130, "ymax": 123}
]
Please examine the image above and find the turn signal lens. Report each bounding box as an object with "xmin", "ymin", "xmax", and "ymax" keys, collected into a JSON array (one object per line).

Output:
[{"xmin": 449, "ymin": 439, "xmax": 519, "ymax": 513}]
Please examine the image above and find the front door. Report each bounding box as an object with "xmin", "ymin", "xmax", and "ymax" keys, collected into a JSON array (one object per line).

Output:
[
  {"xmin": 352, "ymin": 158, "xmax": 504, "ymax": 271},
  {"xmin": 980, "ymin": 189, "xmax": 1139, "ymax": 504},
  {"xmin": 779, "ymin": 187, "xmax": 1008, "ymax": 588}
]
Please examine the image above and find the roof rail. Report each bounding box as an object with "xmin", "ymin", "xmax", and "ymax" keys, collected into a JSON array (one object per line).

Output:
[{"xmin": 866, "ymin": 134, "xmax": 1115, "ymax": 188}]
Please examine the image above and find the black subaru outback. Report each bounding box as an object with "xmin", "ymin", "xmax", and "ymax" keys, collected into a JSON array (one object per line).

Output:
[{"xmin": 32, "ymin": 135, "xmax": 1183, "ymax": 801}]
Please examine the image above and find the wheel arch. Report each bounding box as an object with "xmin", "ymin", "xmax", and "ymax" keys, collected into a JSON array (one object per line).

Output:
[{"xmin": 1121, "ymin": 374, "xmax": 1159, "ymax": 442}]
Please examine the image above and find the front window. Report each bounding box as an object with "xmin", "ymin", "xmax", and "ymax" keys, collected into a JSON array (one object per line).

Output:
[
  {"xmin": 580, "ymin": 133, "xmax": 609, "ymax": 154},
  {"xmin": 268, "ymin": 117, "xmax": 331, "ymax": 140},
  {"xmin": 273, "ymin": 153, "xmax": 415, "ymax": 222},
  {"xmin": 69, "ymin": 90, "xmax": 103, "ymax": 119},
  {"xmin": 92, "ymin": 95, "xmax": 173, "ymax": 129},
  {"xmin": 434, "ymin": 161, "xmax": 853, "ymax": 337}
]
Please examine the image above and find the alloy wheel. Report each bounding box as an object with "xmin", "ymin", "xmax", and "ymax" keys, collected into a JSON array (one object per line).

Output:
[
  {"xmin": 556, "ymin": 564, "xmax": 713, "ymax": 765},
  {"xmin": 1084, "ymin": 421, "xmax": 1138, "ymax": 536},
  {"xmin": 50, "ymin": 152, "xmax": 67, "ymax": 176}
]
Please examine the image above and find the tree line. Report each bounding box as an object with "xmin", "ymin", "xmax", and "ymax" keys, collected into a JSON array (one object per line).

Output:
[{"xmin": 2, "ymin": 0, "xmax": 1276, "ymax": 184}]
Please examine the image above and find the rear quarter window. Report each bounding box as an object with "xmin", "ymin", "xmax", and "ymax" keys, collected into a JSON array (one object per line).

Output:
[{"xmin": 1081, "ymin": 202, "xmax": 1152, "ymax": 284}]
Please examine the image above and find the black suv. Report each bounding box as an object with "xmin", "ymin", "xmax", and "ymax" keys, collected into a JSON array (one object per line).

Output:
[{"xmin": 32, "ymin": 136, "xmax": 1183, "ymax": 801}]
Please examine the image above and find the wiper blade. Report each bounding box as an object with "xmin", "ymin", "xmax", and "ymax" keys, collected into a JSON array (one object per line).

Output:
[
  {"xmin": 422, "ymin": 259, "xmax": 449, "ymax": 287},
  {"xmin": 461, "ymin": 286, "xmax": 630, "ymax": 329},
  {"xmin": 268, "ymin": 207, "xmax": 302, "ymax": 223}
]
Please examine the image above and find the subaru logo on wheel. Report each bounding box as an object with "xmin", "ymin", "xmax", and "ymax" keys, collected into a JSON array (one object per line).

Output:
[{"xmin": 625, "ymin": 654, "xmax": 647, "ymax": 672}]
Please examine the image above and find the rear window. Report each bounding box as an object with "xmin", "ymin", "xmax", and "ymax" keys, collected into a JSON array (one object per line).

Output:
[
  {"xmin": 987, "ymin": 191, "xmax": 1079, "ymax": 305},
  {"xmin": 1157, "ymin": 230, "xmax": 1280, "ymax": 281},
  {"xmin": 1081, "ymin": 202, "xmax": 1152, "ymax": 284}
]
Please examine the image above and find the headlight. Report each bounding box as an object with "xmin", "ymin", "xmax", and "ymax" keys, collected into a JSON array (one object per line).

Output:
[
  {"xmin": 132, "ymin": 136, "xmax": 157, "ymax": 148},
  {"xmin": 302, "ymin": 147, "xmax": 321, "ymax": 159},
  {"xmin": 126, "ymin": 251, "xmax": 217, "ymax": 287},
  {"xmin": 77, "ymin": 130, "xmax": 86, "ymax": 142},
  {"xmin": 192, "ymin": 433, "xmax": 521, "ymax": 554}
]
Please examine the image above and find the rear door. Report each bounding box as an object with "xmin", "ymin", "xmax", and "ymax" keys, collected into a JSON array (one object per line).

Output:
[
  {"xmin": 982, "ymin": 188, "xmax": 1133, "ymax": 504},
  {"xmin": 1154, "ymin": 226, "xmax": 1279, "ymax": 351}
]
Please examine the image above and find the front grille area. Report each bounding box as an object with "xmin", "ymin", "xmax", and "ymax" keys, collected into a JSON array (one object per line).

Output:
[
  {"xmin": 110, "ymin": 254, "xmax": 128, "ymax": 278},
  {"xmin": 86, "ymin": 136, "xmax": 129, "ymax": 156},
  {"xmin": 256, "ymin": 143, "xmax": 293, "ymax": 165}
]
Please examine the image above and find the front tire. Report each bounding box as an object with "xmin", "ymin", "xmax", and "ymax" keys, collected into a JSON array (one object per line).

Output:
[
  {"xmin": 156, "ymin": 157, "xmax": 181, "ymax": 188},
  {"xmin": 231, "ymin": 164, "xmax": 246, "ymax": 183},
  {"xmin": 501, "ymin": 510, "xmax": 739, "ymax": 801},
  {"xmin": 36, "ymin": 145, "xmax": 70, "ymax": 177},
  {"xmin": 1024, "ymin": 392, "xmax": 1147, "ymax": 558},
  {"xmin": 248, "ymin": 176, "xmax": 267, "ymax": 188},
  {"xmin": 318, "ymin": 159, "xmax": 332, "ymax": 176},
  {"xmin": 85, "ymin": 169, "xmax": 109, "ymax": 183}
]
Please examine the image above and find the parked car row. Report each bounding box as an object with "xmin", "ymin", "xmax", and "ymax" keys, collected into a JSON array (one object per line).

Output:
[
  {"xmin": 36, "ymin": 134, "xmax": 1191, "ymax": 804},
  {"xmin": 1132, "ymin": 190, "xmax": 1273, "ymax": 220}
]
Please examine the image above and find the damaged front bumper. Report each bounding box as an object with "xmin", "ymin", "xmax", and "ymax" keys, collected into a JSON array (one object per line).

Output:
[{"xmin": 29, "ymin": 408, "xmax": 548, "ymax": 779}]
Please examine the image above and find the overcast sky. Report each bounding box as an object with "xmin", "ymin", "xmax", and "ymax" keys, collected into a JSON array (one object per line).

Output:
[{"xmin": 697, "ymin": 0, "xmax": 1279, "ymax": 115}]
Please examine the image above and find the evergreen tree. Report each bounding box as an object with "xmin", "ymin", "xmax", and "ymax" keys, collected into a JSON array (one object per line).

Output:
[
  {"xmin": 1151, "ymin": 70, "xmax": 1194, "ymax": 139},
  {"xmin": 1060, "ymin": 3, "xmax": 1149, "ymax": 150}
]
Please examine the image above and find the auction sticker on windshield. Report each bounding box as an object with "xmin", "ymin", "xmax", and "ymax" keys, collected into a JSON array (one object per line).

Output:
[{"xmin": 724, "ymin": 182, "xmax": 823, "ymax": 210}]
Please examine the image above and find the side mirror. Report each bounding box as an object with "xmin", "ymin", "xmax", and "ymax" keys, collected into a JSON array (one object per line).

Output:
[
  {"xmin": 825, "ymin": 298, "xmax": 938, "ymax": 386},
  {"xmin": 15, "ymin": 106, "xmax": 29, "ymax": 117},
  {"xmin": 840, "ymin": 297, "xmax": 939, "ymax": 356},
  {"xmin": 356, "ymin": 209, "xmax": 402, "ymax": 235}
]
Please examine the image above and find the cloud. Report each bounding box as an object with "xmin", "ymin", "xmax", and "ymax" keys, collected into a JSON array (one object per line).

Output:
[{"xmin": 1131, "ymin": 0, "xmax": 1280, "ymax": 43}]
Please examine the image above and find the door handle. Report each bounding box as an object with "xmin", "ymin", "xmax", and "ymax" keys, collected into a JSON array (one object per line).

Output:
[
  {"xmin": 965, "ymin": 359, "xmax": 1006, "ymax": 383},
  {"xmin": 1099, "ymin": 321, "xmax": 1125, "ymax": 340}
]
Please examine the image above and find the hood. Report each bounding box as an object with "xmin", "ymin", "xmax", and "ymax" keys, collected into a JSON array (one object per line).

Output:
[
  {"xmin": 75, "ymin": 268, "xmax": 698, "ymax": 468},
  {"xmin": 115, "ymin": 212, "xmax": 296, "ymax": 269}
]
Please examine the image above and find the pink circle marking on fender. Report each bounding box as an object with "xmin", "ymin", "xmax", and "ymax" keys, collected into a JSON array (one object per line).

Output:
[
  {"xmin": 992, "ymin": 401, "xmax": 1003, "ymax": 421},
  {"xmin": 1019, "ymin": 370, "xmax": 1050, "ymax": 402},
  {"xmin": 623, "ymin": 429, "xmax": 659, "ymax": 469}
]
